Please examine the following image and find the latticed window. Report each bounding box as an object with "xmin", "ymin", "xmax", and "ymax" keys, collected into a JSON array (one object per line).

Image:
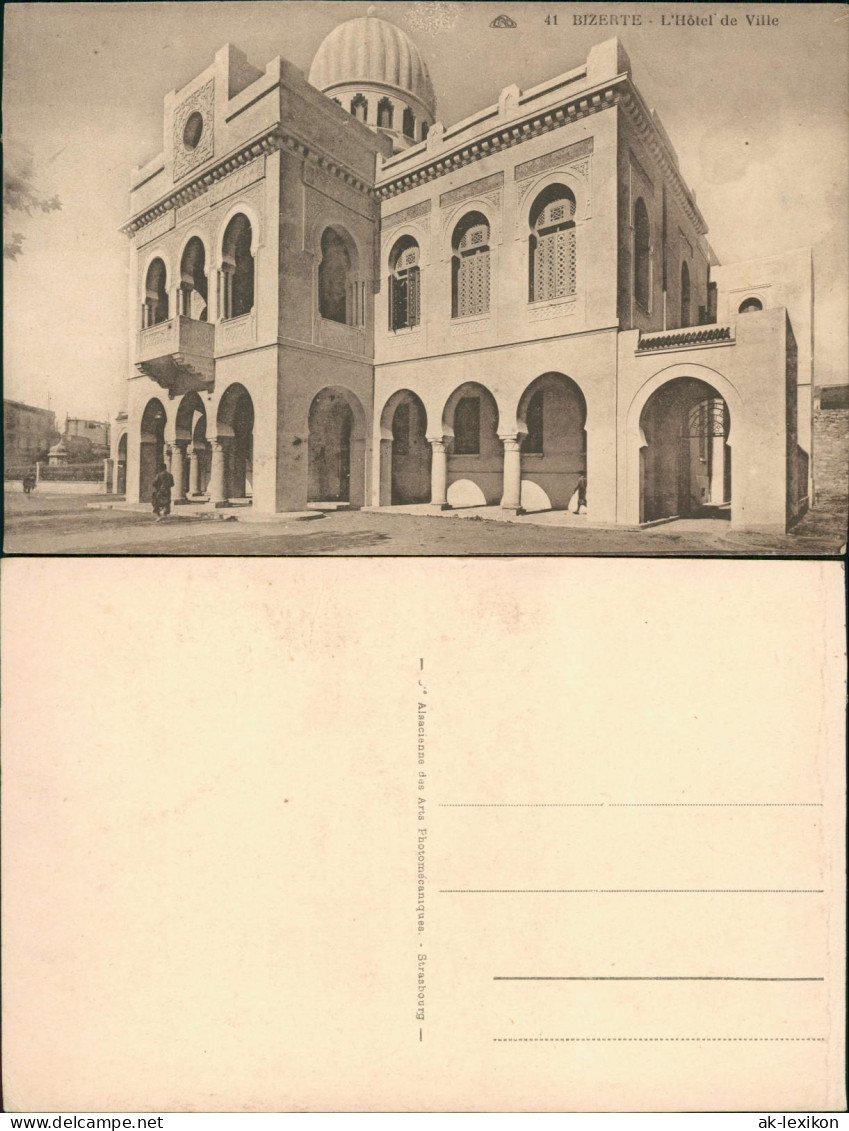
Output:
[
  {"xmin": 377, "ymin": 98, "xmax": 394, "ymax": 129},
  {"xmin": 403, "ymin": 107, "xmax": 415, "ymax": 138},
  {"xmin": 529, "ymin": 186, "xmax": 577, "ymax": 303},
  {"xmin": 452, "ymin": 213, "xmax": 491, "ymax": 319},
  {"xmin": 389, "ymin": 237, "xmax": 421, "ymax": 330},
  {"xmin": 454, "ymin": 397, "xmax": 480, "ymax": 455},
  {"xmin": 351, "ymin": 94, "xmax": 368, "ymax": 122},
  {"xmin": 634, "ymin": 197, "xmax": 651, "ymax": 311},
  {"xmin": 523, "ymin": 390, "xmax": 544, "ymax": 454}
]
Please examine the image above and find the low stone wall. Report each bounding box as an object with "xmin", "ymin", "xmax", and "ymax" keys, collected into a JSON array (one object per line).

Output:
[{"xmin": 4, "ymin": 481, "xmax": 109, "ymax": 495}]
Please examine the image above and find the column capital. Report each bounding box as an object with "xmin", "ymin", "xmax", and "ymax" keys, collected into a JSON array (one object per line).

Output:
[
  {"xmin": 499, "ymin": 434, "xmax": 523, "ymax": 453},
  {"xmin": 427, "ymin": 437, "xmax": 448, "ymax": 454}
]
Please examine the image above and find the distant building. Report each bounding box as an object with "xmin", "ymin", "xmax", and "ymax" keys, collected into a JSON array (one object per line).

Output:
[
  {"xmin": 3, "ymin": 399, "xmax": 57, "ymax": 467},
  {"xmin": 56, "ymin": 416, "xmax": 111, "ymax": 463},
  {"xmin": 65, "ymin": 417, "xmax": 111, "ymax": 450},
  {"xmin": 119, "ymin": 13, "xmax": 817, "ymax": 532}
]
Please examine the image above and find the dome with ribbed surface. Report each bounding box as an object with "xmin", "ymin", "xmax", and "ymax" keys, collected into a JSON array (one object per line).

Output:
[{"xmin": 309, "ymin": 12, "xmax": 435, "ymax": 117}]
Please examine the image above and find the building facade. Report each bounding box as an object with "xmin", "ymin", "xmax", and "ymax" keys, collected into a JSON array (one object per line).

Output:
[
  {"xmin": 3, "ymin": 400, "xmax": 57, "ymax": 468},
  {"xmin": 119, "ymin": 14, "xmax": 814, "ymax": 533}
]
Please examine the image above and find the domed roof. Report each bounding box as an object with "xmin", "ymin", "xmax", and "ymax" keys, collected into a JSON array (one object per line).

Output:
[{"xmin": 309, "ymin": 11, "xmax": 435, "ymax": 117}]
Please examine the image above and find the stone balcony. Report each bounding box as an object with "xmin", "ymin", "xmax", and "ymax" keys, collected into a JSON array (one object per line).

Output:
[{"xmin": 136, "ymin": 317, "xmax": 215, "ymax": 394}]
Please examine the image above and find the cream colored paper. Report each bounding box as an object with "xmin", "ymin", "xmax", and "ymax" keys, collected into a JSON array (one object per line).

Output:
[{"xmin": 1, "ymin": 558, "xmax": 845, "ymax": 1112}]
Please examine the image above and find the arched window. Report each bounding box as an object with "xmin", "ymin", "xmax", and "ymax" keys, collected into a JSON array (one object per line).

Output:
[
  {"xmin": 451, "ymin": 212, "xmax": 490, "ymax": 319},
  {"xmin": 221, "ymin": 214, "xmax": 254, "ymax": 320},
  {"xmin": 523, "ymin": 389, "xmax": 544, "ymax": 454},
  {"xmin": 680, "ymin": 260, "xmax": 690, "ymax": 327},
  {"xmin": 421, "ymin": 121, "xmax": 429, "ymax": 142},
  {"xmin": 738, "ymin": 296, "xmax": 763, "ymax": 314},
  {"xmin": 388, "ymin": 236, "xmax": 421, "ymax": 331},
  {"xmin": 318, "ymin": 228, "xmax": 351, "ymax": 325},
  {"xmin": 351, "ymin": 94, "xmax": 368, "ymax": 122},
  {"xmin": 454, "ymin": 396, "xmax": 480, "ymax": 455},
  {"xmin": 143, "ymin": 258, "xmax": 168, "ymax": 327},
  {"xmin": 377, "ymin": 98, "xmax": 394, "ymax": 129},
  {"xmin": 402, "ymin": 107, "xmax": 415, "ymax": 139},
  {"xmin": 633, "ymin": 197, "xmax": 651, "ymax": 311},
  {"xmin": 528, "ymin": 185, "xmax": 576, "ymax": 303},
  {"xmin": 179, "ymin": 237, "xmax": 208, "ymax": 320}
]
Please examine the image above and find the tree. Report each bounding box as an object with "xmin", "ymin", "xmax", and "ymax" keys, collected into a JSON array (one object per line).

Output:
[{"xmin": 3, "ymin": 149, "xmax": 61, "ymax": 260}]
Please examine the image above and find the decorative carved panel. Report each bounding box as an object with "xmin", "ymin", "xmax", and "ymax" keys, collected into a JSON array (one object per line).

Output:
[
  {"xmin": 318, "ymin": 317, "xmax": 367, "ymax": 355},
  {"xmin": 215, "ymin": 311, "xmax": 256, "ymax": 353},
  {"xmin": 440, "ymin": 171, "xmax": 504, "ymax": 210},
  {"xmin": 381, "ymin": 200, "xmax": 432, "ymax": 232},
  {"xmin": 451, "ymin": 317, "xmax": 491, "ymax": 337},
  {"xmin": 514, "ymin": 137, "xmax": 593, "ymax": 182},
  {"xmin": 173, "ymin": 80, "xmax": 215, "ymax": 183},
  {"xmin": 135, "ymin": 211, "xmax": 176, "ymax": 248},
  {"xmin": 528, "ymin": 299, "xmax": 577, "ymax": 322},
  {"xmin": 176, "ymin": 195, "xmax": 209, "ymax": 225},
  {"xmin": 208, "ymin": 156, "xmax": 265, "ymax": 207}
]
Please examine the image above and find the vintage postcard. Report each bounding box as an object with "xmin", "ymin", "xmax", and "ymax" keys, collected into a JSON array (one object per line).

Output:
[
  {"xmin": 3, "ymin": 0, "xmax": 847, "ymax": 555},
  {"xmin": 2, "ymin": 557, "xmax": 845, "ymax": 1111}
]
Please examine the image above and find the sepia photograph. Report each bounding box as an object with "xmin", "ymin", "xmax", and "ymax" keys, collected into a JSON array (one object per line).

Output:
[
  {"xmin": 3, "ymin": 0, "xmax": 847, "ymax": 556},
  {"xmin": 2, "ymin": 2, "xmax": 847, "ymax": 1120}
]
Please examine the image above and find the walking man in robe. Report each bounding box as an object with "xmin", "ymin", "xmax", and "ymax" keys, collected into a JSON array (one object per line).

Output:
[{"xmin": 151, "ymin": 461, "xmax": 174, "ymax": 520}]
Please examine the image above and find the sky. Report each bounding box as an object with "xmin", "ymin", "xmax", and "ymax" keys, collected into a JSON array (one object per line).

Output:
[{"xmin": 4, "ymin": 0, "xmax": 847, "ymax": 423}]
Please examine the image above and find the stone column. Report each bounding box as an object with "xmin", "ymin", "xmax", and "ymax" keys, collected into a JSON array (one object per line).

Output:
[
  {"xmin": 350, "ymin": 437, "xmax": 366, "ymax": 508},
  {"xmin": 710, "ymin": 434, "xmax": 726, "ymax": 505},
  {"xmin": 103, "ymin": 458, "xmax": 114, "ymax": 495},
  {"xmin": 378, "ymin": 438, "xmax": 393, "ymax": 506},
  {"xmin": 500, "ymin": 435, "xmax": 524, "ymax": 514},
  {"xmin": 429, "ymin": 439, "xmax": 449, "ymax": 510},
  {"xmin": 209, "ymin": 440, "xmax": 228, "ymax": 506},
  {"xmin": 188, "ymin": 444, "xmax": 201, "ymax": 496},
  {"xmin": 171, "ymin": 442, "xmax": 187, "ymax": 501}
]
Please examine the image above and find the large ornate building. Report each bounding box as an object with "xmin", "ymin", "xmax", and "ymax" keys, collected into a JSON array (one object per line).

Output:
[{"xmin": 118, "ymin": 11, "xmax": 813, "ymax": 532}]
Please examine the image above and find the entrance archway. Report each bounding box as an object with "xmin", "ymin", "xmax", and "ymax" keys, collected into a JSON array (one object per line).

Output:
[
  {"xmin": 216, "ymin": 384, "xmax": 254, "ymax": 502},
  {"xmin": 441, "ymin": 382, "xmax": 501, "ymax": 506},
  {"xmin": 308, "ymin": 387, "xmax": 367, "ymax": 506},
  {"xmin": 639, "ymin": 377, "xmax": 731, "ymax": 522},
  {"xmin": 139, "ymin": 398, "xmax": 166, "ymax": 504},
  {"xmin": 380, "ymin": 390, "xmax": 431, "ymax": 504},
  {"xmin": 516, "ymin": 372, "xmax": 586, "ymax": 511}
]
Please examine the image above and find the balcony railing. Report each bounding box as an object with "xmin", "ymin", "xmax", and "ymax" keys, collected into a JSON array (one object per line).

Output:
[
  {"xmin": 136, "ymin": 316, "xmax": 215, "ymax": 393},
  {"xmin": 637, "ymin": 324, "xmax": 733, "ymax": 352}
]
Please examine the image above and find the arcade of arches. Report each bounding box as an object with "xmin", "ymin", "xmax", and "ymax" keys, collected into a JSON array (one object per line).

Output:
[
  {"xmin": 139, "ymin": 384, "xmax": 254, "ymax": 508},
  {"xmin": 378, "ymin": 373, "xmax": 588, "ymax": 514}
]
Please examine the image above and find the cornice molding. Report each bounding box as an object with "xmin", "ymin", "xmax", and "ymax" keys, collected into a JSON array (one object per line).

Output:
[
  {"xmin": 376, "ymin": 82, "xmax": 620, "ymax": 201},
  {"xmin": 375, "ymin": 75, "xmax": 707, "ymax": 239},
  {"xmin": 123, "ymin": 125, "xmax": 376, "ymax": 237}
]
